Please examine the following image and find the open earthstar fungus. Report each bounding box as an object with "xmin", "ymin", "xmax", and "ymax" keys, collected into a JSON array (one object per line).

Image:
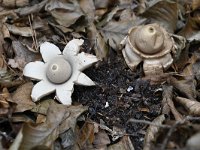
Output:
[
  {"xmin": 23, "ymin": 39, "xmax": 98, "ymax": 105},
  {"xmin": 122, "ymin": 23, "xmax": 176, "ymax": 76}
]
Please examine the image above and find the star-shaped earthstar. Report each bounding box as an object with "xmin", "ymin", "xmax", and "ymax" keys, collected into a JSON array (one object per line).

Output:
[{"xmin": 23, "ymin": 39, "xmax": 98, "ymax": 105}]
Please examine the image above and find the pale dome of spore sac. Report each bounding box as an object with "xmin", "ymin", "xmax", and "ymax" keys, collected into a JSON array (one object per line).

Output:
[
  {"xmin": 131, "ymin": 25, "xmax": 165, "ymax": 54},
  {"xmin": 46, "ymin": 58, "xmax": 72, "ymax": 84}
]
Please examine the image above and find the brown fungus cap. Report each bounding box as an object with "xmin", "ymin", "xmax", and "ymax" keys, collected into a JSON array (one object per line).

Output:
[{"xmin": 128, "ymin": 23, "xmax": 173, "ymax": 59}]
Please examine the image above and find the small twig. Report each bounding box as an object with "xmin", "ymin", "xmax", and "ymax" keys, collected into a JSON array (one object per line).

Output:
[
  {"xmin": 161, "ymin": 116, "xmax": 200, "ymax": 150},
  {"xmin": 162, "ymin": 85, "xmax": 183, "ymax": 121},
  {"xmin": 127, "ymin": 118, "xmax": 171, "ymax": 128},
  {"xmin": 28, "ymin": 14, "xmax": 38, "ymax": 51}
]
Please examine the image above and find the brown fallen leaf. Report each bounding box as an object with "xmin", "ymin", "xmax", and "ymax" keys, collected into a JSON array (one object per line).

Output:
[
  {"xmin": 45, "ymin": 0, "xmax": 83, "ymax": 27},
  {"xmin": 162, "ymin": 85, "xmax": 183, "ymax": 121},
  {"xmin": 175, "ymin": 96, "xmax": 200, "ymax": 116},
  {"xmin": 14, "ymin": 0, "xmax": 48, "ymax": 16},
  {"xmin": 16, "ymin": 103, "xmax": 69, "ymax": 150},
  {"xmin": 5, "ymin": 23, "xmax": 32, "ymax": 37},
  {"xmin": 31, "ymin": 99, "xmax": 56, "ymax": 115},
  {"xmin": 11, "ymin": 82, "xmax": 36, "ymax": 112},
  {"xmin": 143, "ymin": 114, "xmax": 166, "ymax": 150},
  {"xmin": 167, "ymin": 76, "xmax": 197, "ymax": 100},
  {"xmin": 0, "ymin": 88, "xmax": 11, "ymax": 116},
  {"xmin": 87, "ymin": 23, "xmax": 108, "ymax": 60},
  {"xmin": 178, "ymin": 8, "xmax": 200, "ymax": 41},
  {"xmin": 108, "ymin": 136, "xmax": 134, "ymax": 150},
  {"xmin": 93, "ymin": 129, "xmax": 110, "ymax": 149},
  {"xmin": 141, "ymin": 0, "xmax": 178, "ymax": 33},
  {"xmin": 1, "ymin": 0, "xmax": 29, "ymax": 8},
  {"xmin": 8, "ymin": 41, "xmax": 41, "ymax": 70},
  {"xmin": 76, "ymin": 121, "xmax": 95, "ymax": 149},
  {"xmin": 59, "ymin": 105, "xmax": 88, "ymax": 133}
]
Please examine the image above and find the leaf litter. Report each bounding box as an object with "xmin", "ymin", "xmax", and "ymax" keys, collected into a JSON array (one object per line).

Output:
[{"xmin": 1, "ymin": 0, "xmax": 200, "ymax": 150}]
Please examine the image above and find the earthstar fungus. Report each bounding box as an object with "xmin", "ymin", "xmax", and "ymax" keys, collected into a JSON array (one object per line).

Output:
[
  {"xmin": 23, "ymin": 39, "xmax": 98, "ymax": 105},
  {"xmin": 122, "ymin": 23, "xmax": 174, "ymax": 76}
]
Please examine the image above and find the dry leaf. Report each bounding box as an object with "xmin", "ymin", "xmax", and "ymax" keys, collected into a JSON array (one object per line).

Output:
[
  {"xmin": 11, "ymin": 82, "xmax": 35, "ymax": 112},
  {"xmin": 162, "ymin": 85, "xmax": 183, "ymax": 121},
  {"xmin": 14, "ymin": 0, "xmax": 48, "ymax": 16},
  {"xmin": 59, "ymin": 105, "xmax": 88, "ymax": 133},
  {"xmin": 108, "ymin": 136, "xmax": 134, "ymax": 150},
  {"xmin": 175, "ymin": 96, "xmax": 200, "ymax": 116},
  {"xmin": 87, "ymin": 23, "xmax": 108, "ymax": 60},
  {"xmin": 178, "ymin": 9, "xmax": 200, "ymax": 40},
  {"xmin": 0, "ymin": 88, "xmax": 11, "ymax": 116},
  {"xmin": 45, "ymin": 0, "xmax": 83, "ymax": 27},
  {"xmin": 77, "ymin": 121, "xmax": 95, "ymax": 149},
  {"xmin": 98, "ymin": 6, "xmax": 144, "ymax": 50},
  {"xmin": 167, "ymin": 76, "xmax": 197, "ymax": 100},
  {"xmin": 2, "ymin": 0, "xmax": 28, "ymax": 8},
  {"xmin": 18, "ymin": 103, "xmax": 69, "ymax": 150},
  {"xmin": 5, "ymin": 23, "xmax": 32, "ymax": 37},
  {"xmin": 143, "ymin": 114, "xmax": 166, "ymax": 150},
  {"xmin": 93, "ymin": 129, "xmax": 110, "ymax": 149},
  {"xmin": 8, "ymin": 41, "xmax": 41, "ymax": 70},
  {"xmin": 31, "ymin": 99, "xmax": 56, "ymax": 115},
  {"xmin": 141, "ymin": 1, "xmax": 178, "ymax": 33}
]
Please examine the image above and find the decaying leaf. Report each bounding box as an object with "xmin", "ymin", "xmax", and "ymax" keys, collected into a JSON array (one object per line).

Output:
[
  {"xmin": 167, "ymin": 76, "xmax": 197, "ymax": 100},
  {"xmin": 1, "ymin": 0, "xmax": 29, "ymax": 8},
  {"xmin": 98, "ymin": 6, "xmax": 145, "ymax": 50},
  {"xmin": 11, "ymin": 82, "xmax": 36, "ymax": 112},
  {"xmin": 59, "ymin": 105, "xmax": 88, "ymax": 133},
  {"xmin": 108, "ymin": 136, "xmax": 134, "ymax": 150},
  {"xmin": 143, "ymin": 114, "xmax": 166, "ymax": 150},
  {"xmin": 87, "ymin": 23, "xmax": 108, "ymax": 60},
  {"xmin": 5, "ymin": 23, "xmax": 32, "ymax": 37},
  {"xmin": 93, "ymin": 129, "xmax": 110, "ymax": 149},
  {"xmin": 178, "ymin": 8, "xmax": 200, "ymax": 41},
  {"xmin": 8, "ymin": 41, "xmax": 41, "ymax": 70},
  {"xmin": 76, "ymin": 121, "xmax": 95, "ymax": 149},
  {"xmin": 141, "ymin": 1, "xmax": 178, "ymax": 33},
  {"xmin": 0, "ymin": 88, "xmax": 11, "ymax": 116},
  {"xmin": 14, "ymin": 0, "xmax": 48, "ymax": 16},
  {"xmin": 162, "ymin": 85, "xmax": 183, "ymax": 121},
  {"xmin": 10, "ymin": 103, "xmax": 87, "ymax": 150},
  {"xmin": 45, "ymin": 0, "xmax": 83, "ymax": 27},
  {"xmin": 175, "ymin": 96, "xmax": 200, "ymax": 116},
  {"xmin": 31, "ymin": 99, "xmax": 56, "ymax": 115}
]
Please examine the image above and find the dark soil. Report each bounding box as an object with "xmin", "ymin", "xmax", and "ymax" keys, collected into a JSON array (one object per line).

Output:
[{"xmin": 73, "ymin": 51, "xmax": 163, "ymax": 150}]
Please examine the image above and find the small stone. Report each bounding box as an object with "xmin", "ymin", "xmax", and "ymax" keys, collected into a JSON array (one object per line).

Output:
[{"xmin": 127, "ymin": 86, "xmax": 133, "ymax": 92}]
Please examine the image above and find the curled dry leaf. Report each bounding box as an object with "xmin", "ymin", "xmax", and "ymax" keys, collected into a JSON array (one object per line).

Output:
[
  {"xmin": 167, "ymin": 76, "xmax": 196, "ymax": 100},
  {"xmin": 1, "ymin": 0, "xmax": 29, "ymax": 8},
  {"xmin": 98, "ymin": 6, "xmax": 144, "ymax": 50},
  {"xmin": 162, "ymin": 85, "xmax": 183, "ymax": 121},
  {"xmin": 77, "ymin": 121, "xmax": 95, "ymax": 149},
  {"xmin": 186, "ymin": 132, "xmax": 200, "ymax": 150},
  {"xmin": 178, "ymin": 9, "xmax": 200, "ymax": 41},
  {"xmin": 143, "ymin": 114, "xmax": 166, "ymax": 150},
  {"xmin": 93, "ymin": 129, "xmax": 110, "ymax": 149},
  {"xmin": 8, "ymin": 41, "xmax": 41, "ymax": 70},
  {"xmin": 108, "ymin": 136, "xmax": 134, "ymax": 150},
  {"xmin": 14, "ymin": 0, "xmax": 48, "ymax": 16},
  {"xmin": 141, "ymin": 1, "xmax": 178, "ymax": 33},
  {"xmin": 11, "ymin": 82, "xmax": 36, "ymax": 112},
  {"xmin": 45, "ymin": 0, "xmax": 83, "ymax": 27},
  {"xmin": 12, "ymin": 103, "xmax": 87, "ymax": 150},
  {"xmin": 175, "ymin": 97, "xmax": 200, "ymax": 116},
  {"xmin": 5, "ymin": 23, "xmax": 32, "ymax": 37},
  {"xmin": 87, "ymin": 23, "xmax": 108, "ymax": 60},
  {"xmin": 0, "ymin": 88, "xmax": 11, "ymax": 116}
]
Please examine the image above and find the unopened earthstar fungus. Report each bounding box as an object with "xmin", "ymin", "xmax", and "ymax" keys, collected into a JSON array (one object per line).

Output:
[
  {"xmin": 122, "ymin": 23, "xmax": 175, "ymax": 76},
  {"xmin": 23, "ymin": 39, "xmax": 98, "ymax": 105}
]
